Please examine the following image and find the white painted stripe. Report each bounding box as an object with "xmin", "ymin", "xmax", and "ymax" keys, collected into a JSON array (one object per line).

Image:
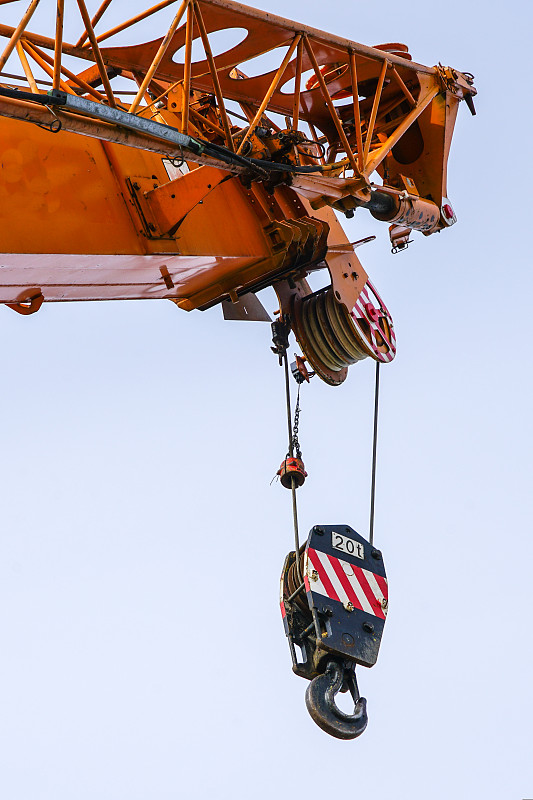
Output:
[
  {"xmin": 314, "ymin": 550, "xmax": 351, "ymax": 606},
  {"xmin": 343, "ymin": 568, "xmax": 375, "ymax": 615},
  {"xmin": 307, "ymin": 549, "xmax": 331, "ymax": 600},
  {"xmin": 364, "ymin": 569, "xmax": 386, "ymax": 606},
  {"xmin": 309, "ymin": 573, "xmax": 329, "ymax": 598},
  {"xmin": 307, "ymin": 558, "xmax": 329, "ymax": 598},
  {"xmin": 309, "ymin": 550, "xmax": 388, "ymax": 618}
]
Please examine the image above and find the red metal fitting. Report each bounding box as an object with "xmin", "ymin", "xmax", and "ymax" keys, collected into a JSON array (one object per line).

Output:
[
  {"xmin": 277, "ymin": 457, "xmax": 307, "ymax": 489},
  {"xmin": 442, "ymin": 203, "xmax": 454, "ymax": 220}
]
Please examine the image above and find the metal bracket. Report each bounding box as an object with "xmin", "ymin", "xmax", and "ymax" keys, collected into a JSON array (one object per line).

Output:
[{"xmin": 6, "ymin": 289, "xmax": 44, "ymax": 315}]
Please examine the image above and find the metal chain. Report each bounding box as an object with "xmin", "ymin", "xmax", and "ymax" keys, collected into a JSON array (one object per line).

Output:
[{"xmin": 289, "ymin": 383, "xmax": 302, "ymax": 459}]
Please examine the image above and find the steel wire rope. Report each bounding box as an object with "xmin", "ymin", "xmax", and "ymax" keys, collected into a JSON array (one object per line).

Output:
[
  {"xmin": 282, "ymin": 352, "xmax": 303, "ymax": 585},
  {"xmin": 369, "ymin": 361, "xmax": 380, "ymax": 546}
]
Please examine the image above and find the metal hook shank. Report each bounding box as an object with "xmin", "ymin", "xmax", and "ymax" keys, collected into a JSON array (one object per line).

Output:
[{"xmin": 305, "ymin": 660, "xmax": 368, "ymax": 740}]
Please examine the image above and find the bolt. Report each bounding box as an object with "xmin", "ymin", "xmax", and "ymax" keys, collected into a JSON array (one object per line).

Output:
[
  {"xmin": 322, "ymin": 606, "xmax": 333, "ymax": 616},
  {"xmin": 345, "ymin": 527, "xmax": 351, "ymax": 533},
  {"xmin": 371, "ymin": 549, "xmax": 382, "ymax": 560},
  {"xmin": 310, "ymin": 569, "xmax": 319, "ymax": 582},
  {"xmin": 314, "ymin": 526, "xmax": 324, "ymax": 535},
  {"xmin": 362, "ymin": 621, "xmax": 374, "ymax": 633},
  {"xmin": 344, "ymin": 601, "xmax": 354, "ymax": 612}
]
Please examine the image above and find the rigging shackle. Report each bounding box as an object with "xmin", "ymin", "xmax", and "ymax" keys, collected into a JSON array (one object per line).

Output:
[{"xmin": 305, "ymin": 659, "xmax": 368, "ymax": 740}]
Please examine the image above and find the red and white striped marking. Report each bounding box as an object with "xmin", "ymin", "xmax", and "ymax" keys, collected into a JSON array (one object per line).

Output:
[
  {"xmin": 306, "ymin": 547, "xmax": 388, "ymax": 620},
  {"xmin": 349, "ymin": 280, "xmax": 396, "ymax": 363}
]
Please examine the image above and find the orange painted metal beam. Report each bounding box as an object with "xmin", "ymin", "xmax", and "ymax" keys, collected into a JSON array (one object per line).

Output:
[
  {"xmin": 304, "ymin": 36, "xmax": 359, "ymax": 174},
  {"xmin": 16, "ymin": 40, "xmax": 38, "ymax": 93},
  {"xmin": 92, "ymin": 0, "xmax": 179, "ymax": 46},
  {"xmin": 21, "ymin": 40, "xmax": 75, "ymax": 95},
  {"xmin": 362, "ymin": 59, "xmax": 387, "ymax": 167},
  {"xmin": 76, "ymin": 0, "xmax": 116, "ymax": 107},
  {"xmin": 53, "ymin": 0, "xmax": 64, "ymax": 90},
  {"xmin": 181, "ymin": 1, "xmax": 193, "ymax": 133},
  {"xmin": 129, "ymin": 0, "xmax": 189, "ymax": 114},
  {"xmin": 76, "ymin": 0, "xmax": 114, "ymax": 47},
  {"xmin": 193, "ymin": 0, "xmax": 234, "ymax": 150},
  {"xmin": 0, "ymin": 0, "xmax": 41, "ymax": 72},
  {"xmin": 236, "ymin": 34, "xmax": 301, "ymax": 155},
  {"xmin": 22, "ymin": 39, "xmax": 107, "ymax": 102},
  {"xmin": 349, "ymin": 52, "xmax": 364, "ymax": 172}
]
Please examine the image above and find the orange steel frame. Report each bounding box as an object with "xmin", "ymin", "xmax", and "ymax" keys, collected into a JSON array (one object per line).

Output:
[{"xmin": 0, "ymin": 0, "xmax": 476, "ymax": 312}]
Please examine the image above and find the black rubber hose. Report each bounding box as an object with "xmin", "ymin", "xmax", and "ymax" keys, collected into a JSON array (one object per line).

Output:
[
  {"xmin": 0, "ymin": 86, "xmax": 65, "ymax": 105},
  {"xmin": 199, "ymin": 138, "xmax": 322, "ymax": 174}
]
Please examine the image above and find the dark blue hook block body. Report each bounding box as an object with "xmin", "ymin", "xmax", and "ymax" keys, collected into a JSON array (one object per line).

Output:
[
  {"xmin": 280, "ymin": 524, "xmax": 388, "ymax": 679},
  {"xmin": 304, "ymin": 524, "xmax": 388, "ymax": 668}
]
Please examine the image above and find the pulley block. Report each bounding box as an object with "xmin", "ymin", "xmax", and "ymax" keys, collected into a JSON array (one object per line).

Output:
[
  {"xmin": 291, "ymin": 281, "xmax": 396, "ymax": 386},
  {"xmin": 280, "ymin": 523, "xmax": 388, "ymax": 738}
]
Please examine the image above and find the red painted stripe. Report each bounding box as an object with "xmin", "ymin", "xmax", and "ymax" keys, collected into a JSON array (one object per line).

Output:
[
  {"xmin": 307, "ymin": 548, "xmax": 340, "ymax": 603},
  {"xmin": 374, "ymin": 573, "xmax": 389, "ymax": 600},
  {"xmin": 328, "ymin": 554, "xmax": 364, "ymax": 611},
  {"xmin": 304, "ymin": 575, "xmax": 310, "ymax": 592},
  {"xmin": 280, "ymin": 600, "xmax": 286, "ymax": 619},
  {"xmin": 350, "ymin": 302, "xmax": 395, "ymax": 357},
  {"xmin": 354, "ymin": 566, "xmax": 385, "ymax": 620}
]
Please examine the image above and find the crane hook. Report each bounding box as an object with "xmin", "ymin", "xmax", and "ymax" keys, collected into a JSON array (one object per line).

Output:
[{"xmin": 305, "ymin": 659, "xmax": 368, "ymax": 740}]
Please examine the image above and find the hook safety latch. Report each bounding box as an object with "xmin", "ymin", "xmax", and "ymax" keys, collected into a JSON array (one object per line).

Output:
[{"xmin": 306, "ymin": 659, "xmax": 368, "ymax": 740}]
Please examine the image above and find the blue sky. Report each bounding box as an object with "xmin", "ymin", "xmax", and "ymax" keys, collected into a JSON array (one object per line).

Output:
[{"xmin": 0, "ymin": 1, "xmax": 531, "ymax": 798}]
